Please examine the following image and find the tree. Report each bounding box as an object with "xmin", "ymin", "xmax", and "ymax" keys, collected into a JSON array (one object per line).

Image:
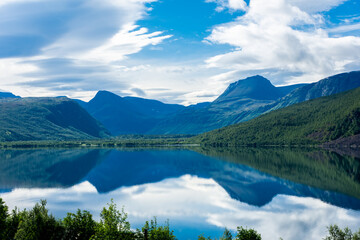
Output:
[
  {"xmin": 14, "ymin": 200, "xmax": 64, "ymax": 240},
  {"xmin": 236, "ymin": 226, "xmax": 261, "ymax": 240},
  {"xmin": 91, "ymin": 199, "xmax": 134, "ymax": 240},
  {"xmin": 5, "ymin": 207, "xmax": 25, "ymax": 240},
  {"xmin": 142, "ymin": 217, "xmax": 176, "ymax": 240},
  {"xmin": 0, "ymin": 198, "xmax": 9, "ymax": 239},
  {"xmin": 324, "ymin": 225, "xmax": 360, "ymax": 240},
  {"xmin": 197, "ymin": 234, "xmax": 212, "ymax": 240},
  {"xmin": 220, "ymin": 228, "xmax": 233, "ymax": 240},
  {"xmin": 63, "ymin": 209, "xmax": 96, "ymax": 240}
]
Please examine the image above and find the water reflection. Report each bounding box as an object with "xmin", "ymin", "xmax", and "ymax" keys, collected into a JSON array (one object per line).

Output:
[
  {"xmin": 0, "ymin": 149, "xmax": 107, "ymax": 188},
  {"xmin": 0, "ymin": 147, "xmax": 360, "ymax": 239}
]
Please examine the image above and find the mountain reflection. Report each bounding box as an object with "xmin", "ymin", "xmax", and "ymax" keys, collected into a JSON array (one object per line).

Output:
[{"xmin": 0, "ymin": 147, "xmax": 360, "ymax": 210}]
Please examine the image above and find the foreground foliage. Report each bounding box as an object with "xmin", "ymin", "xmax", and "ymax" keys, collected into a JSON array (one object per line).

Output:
[
  {"xmin": 0, "ymin": 198, "xmax": 359, "ymax": 239},
  {"xmin": 324, "ymin": 225, "xmax": 360, "ymax": 240}
]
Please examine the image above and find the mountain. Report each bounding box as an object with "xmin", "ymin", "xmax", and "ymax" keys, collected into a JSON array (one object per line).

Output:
[
  {"xmin": 194, "ymin": 86, "xmax": 360, "ymax": 146},
  {"xmin": 149, "ymin": 76, "xmax": 306, "ymax": 134},
  {"xmin": 0, "ymin": 92, "xmax": 20, "ymax": 99},
  {"xmin": 214, "ymin": 75, "xmax": 283, "ymax": 102},
  {"xmin": 0, "ymin": 97, "xmax": 110, "ymax": 141},
  {"xmin": 83, "ymin": 91, "xmax": 185, "ymax": 135},
  {"xmin": 277, "ymin": 84, "xmax": 308, "ymax": 96},
  {"xmin": 150, "ymin": 71, "xmax": 360, "ymax": 135},
  {"xmin": 268, "ymin": 71, "xmax": 360, "ymax": 111}
]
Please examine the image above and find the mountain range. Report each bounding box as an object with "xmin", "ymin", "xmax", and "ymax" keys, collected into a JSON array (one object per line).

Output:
[
  {"xmin": 148, "ymin": 76, "xmax": 308, "ymax": 134},
  {"xmin": 81, "ymin": 90, "xmax": 185, "ymax": 135},
  {"xmin": 0, "ymin": 71, "xmax": 359, "ymax": 141},
  {"xmin": 195, "ymin": 86, "xmax": 360, "ymax": 146}
]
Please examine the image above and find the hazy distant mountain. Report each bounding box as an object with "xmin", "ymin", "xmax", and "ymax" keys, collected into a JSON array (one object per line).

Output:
[
  {"xmin": 0, "ymin": 92, "xmax": 20, "ymax": 99},
  {"xmin": 0, "ymin": 97, "xmax": 110, "ymax": 141},
  {"xmin": 149, "ymin": 76, "xmax": 307, "ymax": 134},
  {"xmin": 83, "ymin": 90, "xmax": 185, "ymax": 135}
]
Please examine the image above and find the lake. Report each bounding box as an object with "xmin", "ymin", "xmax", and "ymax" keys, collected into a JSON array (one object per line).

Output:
[{"xmin": 0, "ymin": 147, "xmax": 360, "ymax": 239}]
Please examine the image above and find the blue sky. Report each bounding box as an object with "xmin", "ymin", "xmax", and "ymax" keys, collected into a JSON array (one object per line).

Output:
[{"xmin": 0, "ymin": 0, "xmax": 359, "ymax": 104}]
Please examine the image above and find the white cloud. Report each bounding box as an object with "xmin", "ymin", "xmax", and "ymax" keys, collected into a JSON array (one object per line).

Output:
[
  {"xmin": 105, "ymin": 62, "xmax": 223, "ymax": 105},
  {"xmin": 205, "ymin": 0, "xmax": 360, "ymax": 85},
  {"xmin": 288, "ymin": 0, "xmax": 347, "ymax": 13},
  {"xmin": 0, "ymin": 57, "xmax": 40, "ymax": 94},
  {"xmin": 205, "ymin": 0, "xmax": 247, "ymax": 12}
]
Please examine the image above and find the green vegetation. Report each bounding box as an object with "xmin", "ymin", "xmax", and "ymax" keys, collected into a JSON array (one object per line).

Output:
[
  {"xmin": 325, "ymin": 225, "xmax": 360, "ymax": 240},
  {"xmin": 197, "ymin": 227, "xmax": 260, "ymax": 240},
  {"xmin": 1, "ymin": 198, "xmax": 359, "ymax": 239},
  {"xmin": 0, "ymin": 97, "xmax": 109, "ymax": 142},
  {"xmin": 0, "ymin": 135, "xmax": 196, "ymax": 149},
  {"xmin": 14, "ymin": 200, "xmax": 64, "ymax": 240},
  {"xmin": 63, "ymin": 209, "xmax": 96, "ymax": 239},
  {"xmin": 0, "ymin": 198, "xmax": 177, "ymax": 240},
  {"xmin": 236, "ymin": 227, "xmax": 261, "ymax": 240},
  {"xmin": 194, "ymin": 87, "xmax": 360, "ymax": 146},
  {"xmin": 142, "ymin": 218, "xmax": 176, "ymax": 240}
]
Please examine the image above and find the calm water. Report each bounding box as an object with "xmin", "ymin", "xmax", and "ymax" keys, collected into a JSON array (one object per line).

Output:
[{"xmin": 0, "ymin": 147, "xmax": 360, "ymax": 239}]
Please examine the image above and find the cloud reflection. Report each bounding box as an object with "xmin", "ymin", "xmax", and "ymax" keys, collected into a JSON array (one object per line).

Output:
[{"xmin": 1, "ymin": 175, "xmax": 360, "ymax": 240}]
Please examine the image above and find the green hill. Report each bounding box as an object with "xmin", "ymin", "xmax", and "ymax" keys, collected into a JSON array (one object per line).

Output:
[
  {"xmin": 0, "ymin": 97, "xmax": 110, "ymax": 141},
  {"xmin": 194, "ymin": 87, "xmax": 360, "ymax": 146}
]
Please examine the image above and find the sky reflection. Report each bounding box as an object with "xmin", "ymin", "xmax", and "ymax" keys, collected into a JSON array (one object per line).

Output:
[{"xmin": 1, "ymin": 175, "xmax": 360, "ymax": 240}]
